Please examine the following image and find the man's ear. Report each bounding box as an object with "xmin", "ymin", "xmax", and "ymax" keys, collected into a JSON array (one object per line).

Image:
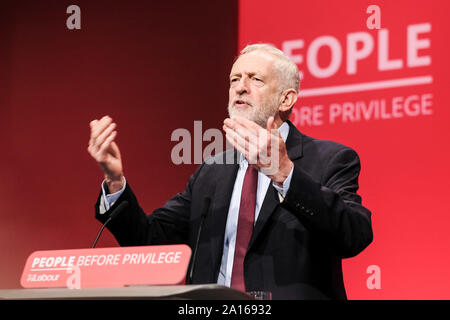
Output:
[{"xmin": 278, "ymin": 89, "xmax": 298, "ymax": 113}]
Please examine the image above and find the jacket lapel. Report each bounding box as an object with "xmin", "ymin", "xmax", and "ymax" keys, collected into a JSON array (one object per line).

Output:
[
  {"xmin": 248, "ymin": 120, "xmax": 304, "ymax": 250},
  {"xmin": 209, "ymin": 149, "xmax": 239, "ymax": 279}
]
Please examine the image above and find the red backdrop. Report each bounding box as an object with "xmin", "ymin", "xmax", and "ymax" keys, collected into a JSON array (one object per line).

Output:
[
  {"xmin": 2, "ymin": 1, "xmax": 449, "ymax": 300},
  {"xmin": 239, "ymin": 0, "xmax": 450, "ymax": 299},
  {"xmin": 0, "ymin": 0, "xmax": 237, "ymax": 289}
]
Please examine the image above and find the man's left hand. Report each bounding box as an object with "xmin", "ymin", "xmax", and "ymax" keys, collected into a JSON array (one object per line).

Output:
[{"xmin": 223, "ymin": 116, "xmax": 293, "ymax": 186}]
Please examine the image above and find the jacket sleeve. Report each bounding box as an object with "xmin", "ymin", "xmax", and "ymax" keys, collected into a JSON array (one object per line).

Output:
[
  {"xmin": 95, "ymin": 163, "xmax": 205, "ymax": 247},
  {"xmin": 282, "ymin": 147, "xmax": 373, "ymax": 258}
]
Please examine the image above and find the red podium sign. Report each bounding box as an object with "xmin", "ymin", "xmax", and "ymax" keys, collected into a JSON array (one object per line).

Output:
[{"xmin": 20, "ymin": 245, "xmax": 191, "ymax": 289}]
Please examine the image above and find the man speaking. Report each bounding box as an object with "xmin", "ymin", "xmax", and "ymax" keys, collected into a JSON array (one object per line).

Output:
[{"xmin": 87, "ymin": 44, "xmax": 373, "ymax": 299}]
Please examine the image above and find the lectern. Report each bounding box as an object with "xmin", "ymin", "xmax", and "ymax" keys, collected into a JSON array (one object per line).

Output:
[
  {"xmin": 0, "ymin": 284, "xmax": 253, "ymax": 300},
  {"xmin": 4, "ymin": 245, "xmax": 254, "ymax": 300}
]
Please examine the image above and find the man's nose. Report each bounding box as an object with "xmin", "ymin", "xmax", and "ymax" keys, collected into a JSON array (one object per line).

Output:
[{"xmin": 234, "ymin": 77, "xmax": 250, "ymax": 95}]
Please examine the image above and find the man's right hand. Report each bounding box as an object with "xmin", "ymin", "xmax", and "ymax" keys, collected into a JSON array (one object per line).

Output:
[{"xmin": 87, "ymin": 115, "xmax": 124, "ymax": 193}]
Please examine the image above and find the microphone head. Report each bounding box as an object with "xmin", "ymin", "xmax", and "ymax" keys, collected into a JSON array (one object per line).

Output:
[{"xmin": 109, "ymin": 200, "xmax": 129, "ymax": 221}]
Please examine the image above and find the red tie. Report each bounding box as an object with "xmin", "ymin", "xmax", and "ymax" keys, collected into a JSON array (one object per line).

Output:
[{"xmin": 230, "ymin": 165, "xmax": 258, "ymax": 291}]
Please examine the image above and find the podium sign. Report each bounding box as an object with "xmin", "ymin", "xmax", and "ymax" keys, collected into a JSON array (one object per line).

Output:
[{"xmin": 20, "ymin": 245, "xmax": 191, "ymax": 289}]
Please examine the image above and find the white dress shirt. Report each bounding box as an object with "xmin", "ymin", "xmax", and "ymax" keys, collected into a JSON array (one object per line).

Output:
[{"xmin": 216, "ymin": 121, "xmax": 292, "ymax": 286}]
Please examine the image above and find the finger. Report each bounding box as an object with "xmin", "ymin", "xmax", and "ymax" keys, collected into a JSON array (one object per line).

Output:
[
  {"xmin": 223, "ymin": 119, "xmax": 235, "ymax": 132},
  {"xmin": 90, "ymin": 120, "xmax": 113, "ymax": 148},
  {"xmin": 225, "ymin": 127, "xmax": 248, "ymax": 152},
  {"xmin": 264, "ymin": 117, "xmax": 274, "ymax": 156},
  {"xmin": 225, "ymin": 131, "xmax": 251, "ymax": 162},
  {"xmin": 108, "ymin": 141, "xmax": 121, "ymax": 158},
  {"xmin": 225, "ymin": 126, "xmax": 259, "ymax": 151},
  {"xmin": 233, "ymin": 123, "xmax": 269, "ymax": 156},
  {"xmin": 236, "ymin": 125, "xmax": 259, "ymax": 143},
  {"xmin": 225, "ymin": 123, "xmax": 270, "ymax": 162},
  {"xmin": 266, "ymin": 116, "xmax": 275, "ymax": 132},
  {"xmin": 228, "ymin": 118, "xmax": 259, "ymax": 140},
  {"xmin": 90, "ymin": 119, "xmax": 98, "ymax": 128},
  {"xmin": 95, "ymin": 122, "xmax": 117, "ymax": 148},
  {"xmin": 224, "ymin": 118, "xmax": 233, "ymax": 128},
  {"xmin": 98, "ymin": 131, "xmax": 117, "ymax": 155},
  {"xmin": 225, "ymin": 128, "xmax": 258, "ymax": 163},
  {"xmin": 88, "ymin": 120, "xmax": 98, "ymax": 148},
  {"xmin": 232, "ymin": 115, "xmax": 263, "ymax": 130},
  {"xmin": 90, "ymin": 116, "xmax": 113, "ymax": 142},
  {"xmin": 224, "ymin": 118, "xmax": 245, "ymax": 132},
  {"xmin": 267, "ymin": 116, "xmax": 281, "ymax": 139},
  {"xmin": 226, "ymin": 117, "xmax": 260, "ymax": 139}
]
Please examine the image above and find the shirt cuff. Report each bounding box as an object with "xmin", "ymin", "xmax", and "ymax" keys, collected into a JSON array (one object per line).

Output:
[
  {"xmin": 100, "ymin": 176, "xmax": 127, "ymax": 213},
  {"xmin": 272, "ymin": 166, "xmax": 294, "ymax": 199}
]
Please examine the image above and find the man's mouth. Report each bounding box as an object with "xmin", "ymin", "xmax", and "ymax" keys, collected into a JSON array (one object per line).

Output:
[{"xmin": 234, "ymin": 99, "xmax": 251, "ymax": 107}]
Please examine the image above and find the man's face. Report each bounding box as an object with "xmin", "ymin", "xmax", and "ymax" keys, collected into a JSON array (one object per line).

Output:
[{"xmin": 228, "ymin": 51, "xmax": 280, "ymax": 127}]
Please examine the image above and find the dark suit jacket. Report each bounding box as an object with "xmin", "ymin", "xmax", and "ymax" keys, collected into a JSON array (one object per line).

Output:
[{"xmin": 95, "ymin": 120, "xmax": 373, "ymax": 299}]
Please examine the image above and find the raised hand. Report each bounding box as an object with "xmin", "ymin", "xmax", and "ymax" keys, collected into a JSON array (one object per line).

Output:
[
  {"xmin": 223, "ymin": 115, "xmax": 293, "ymax": 186},
  {"xmin": 87, "ymin": 115, "xmax": 124, "ymax": 193}
]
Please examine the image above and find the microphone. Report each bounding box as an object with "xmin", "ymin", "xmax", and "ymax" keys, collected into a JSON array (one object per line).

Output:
[
  {"xmin": 91, "ymin": 200, "xmax": 129, "ymax": 248},
  {"xmin": 187, "ymin": 197, "xmax": 211, "ymax": 284}
]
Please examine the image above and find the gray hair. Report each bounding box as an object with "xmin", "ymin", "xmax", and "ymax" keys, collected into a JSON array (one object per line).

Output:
[
  {"xmin": 238, "ymin": 43, "xmax": 300, "ymax": 121},
  {"xmin": 239, "ymin": 43, "xmax": 300, "ymax": 93}
]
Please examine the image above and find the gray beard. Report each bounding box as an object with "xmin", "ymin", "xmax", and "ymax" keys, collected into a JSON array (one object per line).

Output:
[{"xmin": 227, "ymin": 98, "xmax": 278, "ymax": 128}]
